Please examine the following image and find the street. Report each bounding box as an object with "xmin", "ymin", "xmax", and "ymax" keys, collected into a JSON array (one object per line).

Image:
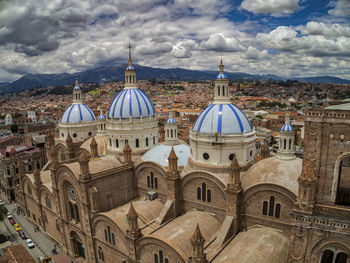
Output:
[{"xmin": 3, "ymin": 203, "xmax": 60, "ymax": 261}]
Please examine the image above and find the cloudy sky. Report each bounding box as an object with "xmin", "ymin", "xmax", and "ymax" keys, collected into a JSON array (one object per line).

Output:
[{"xmin": 0, "ymin": 0, "xmax": 349, "ymax": 82}]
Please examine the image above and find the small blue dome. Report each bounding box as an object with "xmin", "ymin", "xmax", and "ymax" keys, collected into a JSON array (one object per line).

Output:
[
  {"xmin": 280, "ymin": 124, "xmax": 294, "ymax": 132},
  {"xmin": 98, "ymin": 114, "xmax": 106, "ymax": 120},
  {"xmin": 107, "ymin": 88, "xmax": 156, "ymax": 119},
  {"xmin": 193, "ymin": 103, "xmax": 252, "ymax": 135},
  {"xmin": 73, "ymin": 85, "xmax": 81, "ymax": 90},
  {"xmin": 166, "ymin": 118, "xmax": 176, "ymax": 124},
  {"xmin": 126, "ymin": 65, "xmax": 135, "ymax": 70},
  {"xmin": 216, "ymin": 73, "xmax": 227, "ymax": 79},
  {"xmin": 61, "ymin": 104, "xmax": 96, "ymax": 123}
]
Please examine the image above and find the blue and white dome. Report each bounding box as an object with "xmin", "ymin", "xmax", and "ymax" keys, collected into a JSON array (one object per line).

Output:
[
  {"xmin": 280, "ymin": 124, "xmax": 294, "ymax": 132},
  {"xmin": 61, "ymin": 104, "xmax": 96, "ymax": 123},
  {"xmin": 216, "ymin": 73, "xmax": 227, "ymax": 79},
  {"xmin": 73, "ymin": 85, "xmax": 81, "ymax": 90},
  {"xmin": 126, "ymin": 65, "xmax": 135, "ymax": 70},
  {"xmin": 193, "ymin": 103, "xmax": 252, "ymax": 135},
  {"xmin": 107, "ymin": 88, "xmax": 156, "ymax": 119},
  {"xmin": 98, "ymin": 114, "xmax": 106, "ymax": 120},
  {"xmin": 166, "ymin": 118, "xmax": 176, "ymax": 124}
]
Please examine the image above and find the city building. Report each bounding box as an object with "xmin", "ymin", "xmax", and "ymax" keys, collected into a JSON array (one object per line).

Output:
[{"xmin": 14, "ymin": 49, "xmax": 349, "ymax": 263}]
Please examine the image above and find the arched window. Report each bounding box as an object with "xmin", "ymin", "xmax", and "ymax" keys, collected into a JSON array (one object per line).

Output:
[
  {"xmin": 45, "ymin": 195, "xmax": 51, "ymax": 209},
  {"xmin": 155, "ymin": 178, "xmax": 158, "ymax": 189},
  {"xmin": 262, "ymin": 201, "xmax": 268, "ymax": 215},
  {"xmin": 222, "ymin": 86, "xmax": 225, "ymax": 96},
  {"xmin": 275, "ymin": 203, "xmax": 281, "ymax": 218},
  {"xmin": 148, "ymin": 172, "xmax": 158, "ymax": 189},
  {"xmin": 109, "ymin": 138, "xmax": 112, "ymax": 146},
  {"xmin": 321, "ymin": 250, "xmax": 334, "ymax": 263},
  {"xmin": 167, "ymin": 130, "xmax": 169, "ymax": 137},
  {"xmin": 335, "ymin": 252, "xmax": 347, "ymax": 263},
  {"xmin": 153, "ymin": 136, "xmax": 155, "ymax": 144},
  {"xmin": 147, "ymin": 176, "xmax": 150, "ymax": 187},
  {"xmin": 159, "ymin": 250, "xmax": 163, "ymax": 263},
  {"xmin": 74, "ymin": 204, "xmax": 80, "ymax": 222},
  {"xmin": 135, "ymin": 138, "xmax": 139, "ymax": 148},
  {"xmin": 197, "ymin": 187, "xmax": 201, "ymax": 200},
  {"xmin": 151, "ymin": 172, "xmax": 154, "ymax": 188},
  {"xmin": 111, "ymin": 233, "xmax": 115, "ymax": 245},
  {"xmin": 98, "ymin": 246, "xmax": 104, "ymax": 261},
  {"xmin": 218, "ymin": 87, "xmax": 220, "ymax": 96},
  {"xmin": 283, "ymin": 139, "xmax": 286, "ymax": 150},
  {"xmin": 202, "ymin": 183, "xmax": 206, "ymax": 202},
  {"xmin": 104, "ymin": 229, "xmax": 108, "ymax": 241},
  {"xmin": 146, "ymin": 138, "xmax": 149, "ymax": 147},
  {"xmin": 289, "ymin": 138, "xmax": 292, "ymax": 150},
  {"xmin": 207, "ymin": 189, "xmax": 211, "ymax": 202},
  {"xmin": 171, "ymin": 129, "xmax": 173, "ymax": 138},
  {"xmin": 268, "ymin": 196, "xmax": 275, "ymax": 217},
  {"xmin": 154, "ymin": 254, "xmax": 158, "ymax": 263},
  {"xmin": 116, "ymin": 139, "xmax": 119, "ymax": 148},
  {"xmin": 336, "ymin": 156, "xmax": 350, "ymax": 206}
]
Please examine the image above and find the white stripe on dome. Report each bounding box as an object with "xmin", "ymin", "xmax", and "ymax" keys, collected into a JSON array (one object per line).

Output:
[
  {"xmin": 107, "ymin": 88, "xmax": 156, "ymax": 119},
  {"xmin": 61, "ymin": 104, "xmax": 96, "ymax": 123},
  {"xmin": 166, "ymin": 118, "xmax": 176, "ymax": 124},
  {"xmin": 280, "ymin": 124, "xmax": 294, "ymax": 132},
  {"xmin": 193, "ymin": 104, "xmax": 252, "ymax": 135}
]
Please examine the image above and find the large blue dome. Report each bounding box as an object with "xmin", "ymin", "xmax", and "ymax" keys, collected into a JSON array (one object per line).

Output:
[
  {"xmin": 61, "ymin": 104, "xmax": 96, "ymax": 123},
  {"xmin": 107, "ymin": 88, "xmax": 156, "ymax": 119},
  {"xmin": 193, "ymin": 103, "xmax": 252, "ymax": 135}
]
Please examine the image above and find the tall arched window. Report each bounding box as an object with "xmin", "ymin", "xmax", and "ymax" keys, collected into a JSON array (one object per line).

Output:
[
  {"xmin": 268, "ymin": 196, "xmax": 275, "ymax": 217},
  {"xmin": 167, "ymin": 130, "xmax": 169, "ymax": 137},
  {"xmin": 147, "ymin": 176, "xmax": 150, "ymax": 187},
  {"xmin": 321, "ymin": 250, "xmax": 334, "ymax": 263},
  {"xmin": 197, "ymin": 187, "xmax": 201, "ymax": 200},
  {"xmin": 154, "ymin": 250, "xmax": 168, "ymax": 263},
  {"xmin": 155, "ymin": 178, "xmax": 158, "ymax": 189},
  {"xmin": 109, "ymin": 138, "xmax": 112, "ymax": 146},
  {"xmin": 153, "ymin": 136, "xmax": 155, "ymax": 144},
  {"xmin": 67, "ymin": 183, "xmax": 79, "ymax": 222},
  {"xmin": 171, "ymin": 129, "xmax": 173, "ymax": 138},
  {"xmin": 135, "ymin": 138, "xmax": 139, "ymax": 148},
  {"xmin": 98, "ymin": 246, "xmax": 104, "ymax": 261},
  {"xmin": 207, "ymin": 189, "xmax": 211, "ymax": 203},
  {"xmin": 283, "ymin": 139, "xmax": 286, "ymax": 150},
  {"xmin": 275, "ymin": 203, "xmax": 281, "ymax": 218},
  {"xmin": 335, "ymin": 252, "xmax": 347, "ymax": 263},
  {"xmin": 116, "ymin": 139, "xmax": 119, "ymax": 148},
  {"xmin": 148, "ymin": 172, "xmax": 158, "ymax": 189},
  {"xmin": 222, "ymin": 86, "xmax": 225, "ymax": 96},
  {"xmin": 218, "ymin": 87, "xmax": 220, "ymax": 96},
  {"xmin": 289, "ymin": 138, "xmax": 292, "ymax": 150},
  {"xmin": 202, "ymin": 183, "xmax": 206, "ymax": 202},
  {"xmin": 262, "ymin": 201, "xmax": 268, "ymax": 215},
  {"xmin": 336, "ymin": 156, "xmax": 350, "ymax": 206},
  {"xmin": 146, "ymin": 138, "xmax": 149, "ymax": 147}
]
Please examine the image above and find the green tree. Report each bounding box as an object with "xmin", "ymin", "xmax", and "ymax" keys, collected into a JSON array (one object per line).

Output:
[
  {"xmin": 10, "ymin": 124, "xmax": 18, "ymax": 133},
  {"xmin": 0, "ymin": 204, "xmax": 8, "ymax": 222}
]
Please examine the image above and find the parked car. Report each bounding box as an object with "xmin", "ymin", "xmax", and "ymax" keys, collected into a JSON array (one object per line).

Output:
[
  {"xmin": 9, "ymin": 217, "xmax": 15, "ymax": 225},
  {"xmin": 13, "ymin": 224, "xmax": 21, "ymax": 231},
  {"xmin": 25, "ymin": 238, "xmax": 35, "ymax": 249},
  {"xmin": 6, "ymin": 212, "xmax": 12, "ymax": 219},
  {"xmin": 18, "ymin": 230, "xmax": 27, "ymax": 240}
]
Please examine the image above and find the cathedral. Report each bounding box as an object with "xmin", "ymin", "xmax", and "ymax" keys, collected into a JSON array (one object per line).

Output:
[{"xmin": 14, "ymin": 47, "xmax": 350, "ymax": 263}]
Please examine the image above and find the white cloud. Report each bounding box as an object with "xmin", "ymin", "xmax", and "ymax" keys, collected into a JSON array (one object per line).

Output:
[
  {"xmin": 200, "ymin": 34, "xmax": 244, "ymax": 52},
  {"xmin": 300, "ymin": 21, "xmax": 350, "ymax": 37},
  {"xmin": 240, "ymin": 0, "xmax": 300, "ymax": 16},
  {"xmin": 244, "ymin": 46, "xmax": 269, "ymax": 59},
  {"xmin": 328, "ymin": 0, "xmax": 350, "ymax": 17}
]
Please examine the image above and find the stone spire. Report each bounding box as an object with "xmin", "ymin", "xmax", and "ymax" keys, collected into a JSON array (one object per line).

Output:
[
  {"xmin": 65, "ymin": 133, "xmax": 75, "ymax": 159},
  {"xmin": 296, "ymin": 161, "xmax": 318, "ymax": 214},
  {"xmin": 49, "ymin": 146, "xmax": 58, "ymax": 171},
  {"xmin": 123, "ymin": 140, "xmax": 132, "ymax": 164},
  {"xmin": 168, "ymin": 147, "xmax": 178, "ymax": 173},
  {"xmin": 79, "ymin": 151, "xmax": 90, "ymax": 181},
  {"xmin": 126, "ymin": 203, "xmax": 141, "ymax": 239},
  {"xmin": 213, "ymin": 59, "xmax": 230, "ymax": 104},
  {"xmin": 128, "ymin": 43, "xmax": 132, "ymax": 66},
  {"xmin": 33, "ymin": 161, "xmax": 42, "ymax": 188},
  {"xmin": 227, "ymin": 156, "xmax": 241, "ymax": 191},
  {"xmin": 45, "ymin": 130, "xmax": 55, "ymax": 162},
  {"xmin": 190, "ymin": 224, "xmax": 207, "ymax": 263},
  {"xmin": 261, "ymin": 141, "xmax": 270, "ymax": 159},
  {"xmin": 159, "ymin": 125, "xmax": 165, "ymax": 142},
  {"xmin": 125, "ymin": 43, "xmax": 136, "ymax": 86},
  {"xmin": 90, "ymin": 137, "xmax": 99, "ymax": 158}
]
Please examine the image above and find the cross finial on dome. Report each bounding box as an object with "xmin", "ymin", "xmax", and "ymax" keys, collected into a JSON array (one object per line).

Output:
[
  {"xmin": 75, "ymin": 79, "xmax": 79, "ymax": 87},
  {"xmin": 128, "ymin": 43, "xmax": 132, "ymax": 66}
]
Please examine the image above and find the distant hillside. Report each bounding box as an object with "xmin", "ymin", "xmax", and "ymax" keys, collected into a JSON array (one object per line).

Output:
[
  {"xmin": 1, "ymin": 64, "xmax": 349, "ymax": 94},
  {"xmin": 0, "ymin": 82, "xmax": 9, "ymax": 89},
  {"xmin": 294, "ymin": 76, "xmax": 350, "ymax": 84}
]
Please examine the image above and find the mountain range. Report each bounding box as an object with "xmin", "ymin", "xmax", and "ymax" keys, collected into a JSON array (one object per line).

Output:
[{"xmin": 1, "ymin": 64, "xmax": 349, "ymax": 94}]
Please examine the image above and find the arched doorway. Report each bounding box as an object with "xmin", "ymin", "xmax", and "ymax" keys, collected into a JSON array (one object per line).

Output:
[
  {"xmin": 335, "ymin": 155, "xmax": 350, "ymax": 205},
  {"xmin": 70, "ymin": 231, "xmax": 85, "ymax": 259}
]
